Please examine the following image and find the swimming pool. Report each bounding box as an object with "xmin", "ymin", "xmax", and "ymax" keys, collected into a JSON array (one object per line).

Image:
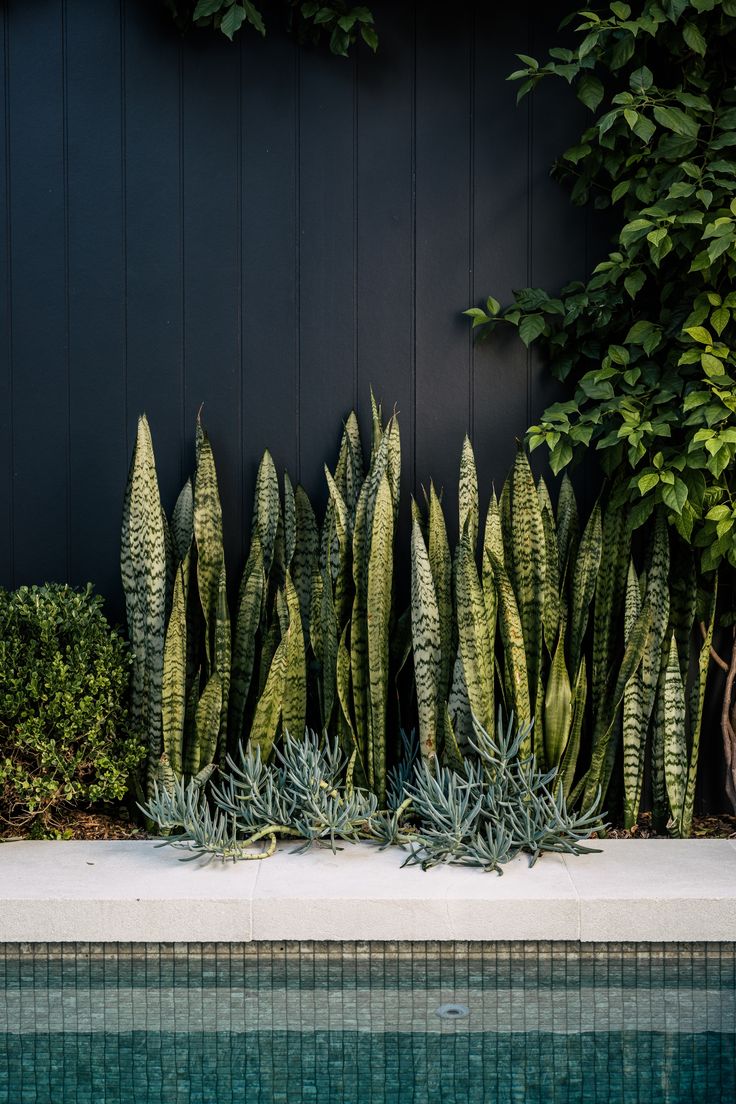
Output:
[{"xmin": 1, "ymin": 941, "xmax": 734, "ymax": 1103}]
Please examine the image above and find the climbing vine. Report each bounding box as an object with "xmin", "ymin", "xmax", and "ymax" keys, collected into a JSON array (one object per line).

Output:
[{"xmin": 467, "ymin": 0, "xmax": 736, "ymax": 575}]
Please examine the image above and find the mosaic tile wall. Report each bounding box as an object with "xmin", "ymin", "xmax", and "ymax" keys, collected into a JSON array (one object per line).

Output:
[{"xmin": 1, "ymin": 942, "xmax": 734, "ymax": 1104}]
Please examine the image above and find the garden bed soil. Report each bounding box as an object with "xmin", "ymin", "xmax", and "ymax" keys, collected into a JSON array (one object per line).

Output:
[{"xmin": 2, "ymin": 810, "xmax": 734, "ymax": 843}]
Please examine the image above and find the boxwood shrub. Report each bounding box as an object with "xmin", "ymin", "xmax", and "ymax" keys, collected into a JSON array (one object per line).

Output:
[{"xmin": 0, "ymin": 584, "xmax": 144, "ymax": 837}]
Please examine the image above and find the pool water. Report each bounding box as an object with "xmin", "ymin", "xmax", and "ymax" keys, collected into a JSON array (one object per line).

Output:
[{"xmin": 1, "ymin": 942, "xmax": 734, "ymax": 1103}]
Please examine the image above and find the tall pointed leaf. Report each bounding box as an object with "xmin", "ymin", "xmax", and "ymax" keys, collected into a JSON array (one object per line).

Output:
[
  {"xmin": 366, "ymin": 473, "xmax": 394, "ymax": 803},
  {"xmin": 120, "ymin": 414, "xmax": 168, "ymax": 795},
  {"xmin": 411, "ymin": 517, "xmax": 441, "ymax": 759}
]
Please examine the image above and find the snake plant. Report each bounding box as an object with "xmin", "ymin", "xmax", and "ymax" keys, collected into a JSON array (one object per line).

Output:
[{"xmin": 121, "ymin": 415, "xmax": 169, "ymax": 796}]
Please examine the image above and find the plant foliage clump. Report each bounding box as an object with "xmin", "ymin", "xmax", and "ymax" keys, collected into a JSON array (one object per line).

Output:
[
  {"xmin": 140, "ymin": 717, "xmax": 606, "ymax": 868},
  {"xmin": 164, "ymin": 0, "xmax": 377, "ymax": 54},
  {"xmin": 467, "ymin": 0, "xmax": 736, "ymax": 573},
  {"xmin": 0, "ymin": 584, "xmax": 144, "ymax": 837}
]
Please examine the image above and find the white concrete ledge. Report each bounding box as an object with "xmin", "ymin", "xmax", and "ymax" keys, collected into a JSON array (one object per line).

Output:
[{"xmin": 1, "ymin": 839, "xmax": 735, "ymax": 943}]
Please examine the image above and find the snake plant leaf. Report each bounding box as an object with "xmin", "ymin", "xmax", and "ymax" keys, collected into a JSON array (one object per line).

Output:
[
  {"xmin": 351, "ymin": 461, "xmax": 379, "ymax": 762},
  {"xmin": 650, "ymin": 651, "xmax": 669, "ymax": 832},
  {"xmin": 155, "ymin": 752, "xmax": 177, "ymax": 797},
  {"xmin": 582, "ymin": 602, "xmax": 652, "ymax": 808},
  {"xmin": 669, "ymin": 538, "xmax": 697, "ymax": 685},
  {"xmin": 367, "ymin": 472, "xmax": 394, "ymax": 803},
  {"xmin": 192, "ymin": 763, "xmax": 216, "ymax": 788},
  {"xmin": 182, "ymin": 673, "xmax": 201, "ymax": 777},
  {"xmin": 411, "ymin": 496, "xmax": 424, "ymax": 531},
  {"xmin": 556, "ymin": 474, "xmax": 579, "ymax": 582},
  {"xmin": 440, "ymin": 703, "xmax": 465, "ymax": 771},
  {"xmin": 193, "ymin": 427, "xmax": 227, "ymax": 671},
  {"xmin": 411, "ymin": 517, "xmax": 441, "ymax": 759},
  {"xmin": 283, "ymin": 471, "xmax": 296, "ymax": 569},
  {"xmin": 281, "ymin": 573, "xmax": 307, "ymax": 742},
  {"xmin": 229, "ymin": 536, "xmax": 265, "ymax": 746},
  {"xmin": 250, "ymin": 634, "xmax": 288, "ymax": 761},
  {"xmin": 537, "ymin": 478, "xmax": 560, "ymax": 655},
  {"xmin": 391, "ymin": 608, "xmax": 414, "ymax": 734},
  {"xmin": 499, "ymin": 478, "xmax": 512, "ymax": 567},
  {"xmin": 336, "ymin": 622, "xmax": 359, "ymax": 757},
  {"xmin": 509, "ymin": 450, "xmax": 545, "ymax": 723},
  {"xmin": 193, "ymin": 671, "xmax": 223, "ymax": 775},
  {"xmin": 386, "ymin": 415, "xmax": 401, "ymax": 526},
  {"xmin": 448, "ymin": 649, "xmax": 473, "ymax": 749},
  {"xmin": 663, "ymin": 633, "xmax": 688, "ymax": 836},
  {"xmin": 350, "ymin": 595, "xmax": 369, "ymax": 767},
  {"xmin": 488, "ymin": 549, "xmax": 531, "ymax": 744},
  {"xmin": 483, "ymin": 488, "xmax": 505, "ymax": 566},
  {"xmin": 275, "ymin": 585, "xmax": 289, "ymax": 637},
  {"xmin": 171, "ymin": 479, "xmax": 194, "ymax": 563},
  {"xmin": 459, "ymin": 436, "xmax": 479, "ymax": 553},
  {"xmin": 309, "ymin": 569, "xmax": 324, "ymax": 661},
  {"xmin": 640, "ymin": 510, "xmax": 671, "ymax": 731},
  {"xmin": 363, "ymin": 424, "xmax": 391, "ymax": 548},
  {"xmin": 291, "ymin": 486, "xmax": 318, "ymax": 630},
  {"xmin": 214, "ymin": 564, "xmax": 231, "ymax": 760},
  {"xmin": 569, "ymin": 500, "xmax": 602, "ymax": 683},
  {"xmin": 121, "ymin": 414, "xmax": 168, "ymax": 795},
  {"xmin": 370, "ymin": 388, "xmax": 382, "ymax": 455},
  {"xmin": 682, "ymin": 576, "xmax": 717, "ymax": 838},
  {"xmin": 336, "ymin": 410, "xmax": 364, "ymax": 514},
  {"xmin": 325, "ymin": 465, "xmax": 350, "ymax": 546},
  {"xmin": 428, "ymin": 482, "xmax": 453, "ymax": 701},
  {"xmin": 544, "ymin": 627, "xmax": 572, "ymax": 771},
  {"xmin": 481, "ymin": 546, "xmax": 498, "ymax": 679},
  {"xmin": 559, "ymin": 656, "xmax": 587, "ymax": 799},
  {"xmin": 253, "ymin": 450, "xmax": 280, "ymax": 577},
  {"xmin": 591, "ymin": 500, "xmax": 630, "ymax": 718},
  {"xmin": 257, "ymin": 614, "xmax": 281, "ymax": 698},
  {"xmin": 162, "ymin": 507, "xmax": 175, "ymax": 615},
  {"xmin": 456, "ymin": 524, "xmax": 493, "ymax": 733},
  {"xmin": 162, "ymin": 562, "xmax": 188, "ymax": 778},
  {"xmin": 622, "ymin": 559, "xmax": 647, "ymax": 829},
  {"xmin": 319, "ymin": 566, "xmax": 338, "ymax": 731},
  {"xmin": 325, "ymin": 465, "xmax": 353, "ymax": 631}
]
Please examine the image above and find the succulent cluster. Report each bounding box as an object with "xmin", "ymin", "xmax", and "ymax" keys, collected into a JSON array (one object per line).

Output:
[{"xmin": 140, "ymin": 716, "xmax": 606, "ymax": 869}]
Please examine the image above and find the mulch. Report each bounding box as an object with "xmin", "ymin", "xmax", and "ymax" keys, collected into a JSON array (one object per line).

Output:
[
  {"xmin": 3, "ymin": 808, "xmax": 734, "ymax": 842},
  {"xmin": 606, "ymin": 811, "xmax": 736, "ymax": 840}
]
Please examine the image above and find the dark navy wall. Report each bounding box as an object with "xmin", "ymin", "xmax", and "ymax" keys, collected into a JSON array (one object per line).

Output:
[{"xmin": 0, "ymin": 0, "xmax": 592, "ymax": 606}]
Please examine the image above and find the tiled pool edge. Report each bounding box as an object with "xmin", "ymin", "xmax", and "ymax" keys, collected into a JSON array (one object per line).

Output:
[{"xmin": 1, "ymin": 839, "xmax": 735, "ymax": 943}]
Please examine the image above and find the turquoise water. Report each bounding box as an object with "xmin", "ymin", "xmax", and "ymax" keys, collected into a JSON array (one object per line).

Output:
[{"xmin": 1, "ymin": 943, "xmax": 734, "ymax": 1103}]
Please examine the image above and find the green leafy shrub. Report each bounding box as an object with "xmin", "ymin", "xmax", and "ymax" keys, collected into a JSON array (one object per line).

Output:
[{"xmin": 0, "ymin": 584, "xmax": 144, "ymax": 837}]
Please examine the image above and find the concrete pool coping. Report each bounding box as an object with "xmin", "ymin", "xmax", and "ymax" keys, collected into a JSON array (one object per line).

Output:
[{"xmin": 1, "ymin": 838, "xmax": 735, "ymax": 943}]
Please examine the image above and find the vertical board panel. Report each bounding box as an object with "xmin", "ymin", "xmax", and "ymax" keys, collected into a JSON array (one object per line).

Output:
[
  {"xmin": 472, "ymin": 4, "xmax": 531, "ymax": 498},
  {"xmin": 181, "ymin": 38, "xmax": 241, "ymax": 575},
  {"xmin": 123, "ymin": 0, "xmax": 184, "ymax": 547},
  {"xmin": 414, "ymin": 0, "xmax": 473, "ymax": 540},
  {"xmin": 298, "ymin": 47, "xmax": 357, "ymax": 501},
  {"xmin": 0, "ymin": 4, "xmax": 11, "ymax": 585},
  {"xmin": 529, "ymin": 10, "xmax": 588, "ymax": 428},
  {"xmin": 240, "ymin": 32, "xmax": 299, "ymax": 550},
  {"xmin": 65, "ymin": 0, "xmax": 125, "ymax": 599},
  {"xmin": 355, "ymin": 0, "xmax": 415, "ymax": 576},
  {"xmin": 8, "ymin": 0, "xmax": 68, "ymax": 585}
]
